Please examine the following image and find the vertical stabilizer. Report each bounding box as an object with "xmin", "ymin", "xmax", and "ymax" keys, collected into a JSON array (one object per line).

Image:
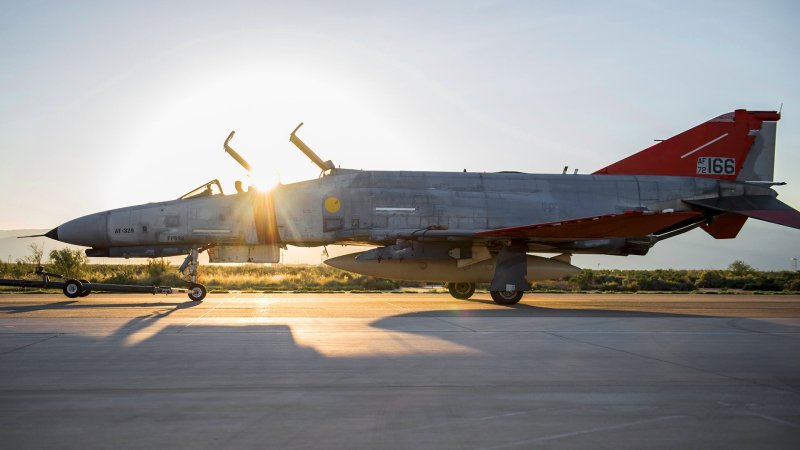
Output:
[
  {"xmin": 737, "ymin": 121, "xmax": 777, "ymax": 181},
  {"xmin": 594, "ymin": 110, "xmax": 780, "ymax": 180}
]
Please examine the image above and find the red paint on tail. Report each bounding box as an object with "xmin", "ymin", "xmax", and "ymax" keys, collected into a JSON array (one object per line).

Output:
[{"xmin": 594, "ymin": 110, "xmax": 780, "ymax": 180}]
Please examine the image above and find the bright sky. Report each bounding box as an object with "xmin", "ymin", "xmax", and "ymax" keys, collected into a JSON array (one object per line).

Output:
[{"xmin": 1, "ymin": 1, "xmax": 799, "ymax": 270}]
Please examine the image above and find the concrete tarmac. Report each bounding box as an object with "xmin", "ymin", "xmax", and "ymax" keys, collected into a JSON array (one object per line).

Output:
[{"xmin": 0, "ymin": 292, "xmax": 799, "ymax": 449}]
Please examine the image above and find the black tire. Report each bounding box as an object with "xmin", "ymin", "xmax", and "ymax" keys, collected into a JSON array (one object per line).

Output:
[
  {"xmin": 78, "ymin": 279, "xmax": 91, "ymax": 297},
  {"xmin": 490, "ymin": 290, "xmax": 523, "ymax": 305},
  {"xmin": 188, "ymin": 284, "xmax": 207, "ymax": 302},
  {"xmin": 447, "ymin": 282, "xmax": 476, "ymax": 300},
  {"xmin": 63, "ymin": 279, "xmax": 83, "ymax": 299}
]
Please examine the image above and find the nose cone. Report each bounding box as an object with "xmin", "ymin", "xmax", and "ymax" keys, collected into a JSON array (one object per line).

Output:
[
  {"xmin": 44, "ymin": 227, "xmax": 59, "ymax": 240},
  {"xmin": 48, "ymin": 212, "xmax": 109, "ymax": 247}
]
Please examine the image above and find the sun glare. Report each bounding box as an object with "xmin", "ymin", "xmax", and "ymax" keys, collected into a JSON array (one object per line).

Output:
[
  {"xmin": 127, "ymin": 60, "xmax": 402, "ymax": 199},
  {"xmin": 251, "ymin": 169, "xmax": 281, "ymax": 192}
]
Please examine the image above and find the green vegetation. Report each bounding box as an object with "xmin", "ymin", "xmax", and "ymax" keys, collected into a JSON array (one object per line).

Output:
[
  {"xmin": 530, "ymin": 262, "xmax": 799, "ymax": 293},
  {"xmin": 1, "ymin": 258, "xmax": 798, "ymax": 294},
  {"xmin": 48, "ymin": 248, "xmax": 88, "ymax": 279}
]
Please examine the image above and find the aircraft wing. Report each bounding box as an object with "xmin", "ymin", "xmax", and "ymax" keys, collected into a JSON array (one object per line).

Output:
[{"xmin": 476, "ymin": 211, "xmax": 703, "ymax": 240}]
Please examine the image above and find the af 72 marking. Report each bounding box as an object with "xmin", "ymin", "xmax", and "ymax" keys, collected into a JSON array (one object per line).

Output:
[{"xmin": 697, "ymin": 157, "xmax": 735, "ymax": 175}]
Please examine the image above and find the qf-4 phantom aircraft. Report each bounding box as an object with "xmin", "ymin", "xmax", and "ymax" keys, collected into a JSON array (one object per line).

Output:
[{"xmin": 39, "ymin": 109, "xmax": 800, "ymax": 303}]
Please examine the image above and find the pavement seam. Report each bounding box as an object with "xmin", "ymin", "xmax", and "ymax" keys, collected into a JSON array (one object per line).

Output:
[
  {"xmin": 476, "ymin": 415, "xmax": 685, "ymax": 449},
  {"xmin": 180, "ymin": 300, "xmax": 224, "ymax": 330},
  {"xmin": 392, "ymin": 411, "xmax": 528, "ymax": 433},
  {"xmin": 0, "ymin": 333, "xmax": 59, "ymax": 356},
  {"xmin": 725, "ymin": 318, "xmax": 799, "ymax": 339},
  {"xmin": 745, "ymin": 412, "xmax": 800, "ymax": 429},
  {"xmin": 380, "ymin": 299, "xmax": 479, "ymax": 332},
  {"xmin": 432, "ymin": 317, "xmax": 478, "ymax": 332},
  {"xmin": 546, "ymin": 331, "xmax": 800, "ymax": 396}
]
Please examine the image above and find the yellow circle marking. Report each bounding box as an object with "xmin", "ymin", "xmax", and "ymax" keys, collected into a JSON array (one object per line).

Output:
[{"xmin": 324, "ymin": 196, "xmax": 341, "ymax": 213}]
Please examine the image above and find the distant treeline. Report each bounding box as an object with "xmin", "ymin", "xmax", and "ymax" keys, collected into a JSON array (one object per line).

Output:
[{"xmin": 1, "ymin": 251, "xmax": 798, "ymax": 293}]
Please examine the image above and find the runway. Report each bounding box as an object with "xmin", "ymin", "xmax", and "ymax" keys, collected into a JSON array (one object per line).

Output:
[{"xmin": 1, "ymin": 293, "xmax": 799, "ymax": 449}]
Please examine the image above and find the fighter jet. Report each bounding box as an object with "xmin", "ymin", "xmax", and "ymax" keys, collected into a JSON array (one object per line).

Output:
[{"xmin": 42, "ymin": 109, "xmax": 799, "ymax": 303}]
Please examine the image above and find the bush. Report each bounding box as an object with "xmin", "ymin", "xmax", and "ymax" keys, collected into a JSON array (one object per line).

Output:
[
  {"xmin": 17, "ymin": 243, "xmax": 44, "ymax": 266},
  {"xmin": 728, "ymin": 260, "xmax": 755, "ymax": 276},
  {"xmin": 48, "ymin": 249, "xmax": 88, "ymax": 279},
  {"xmin": 146, "ymin": 258, "xmax": 172, "ymax": 284},
  {"xmin": 697, "ymin": 270, "xmax": 724, "ymax": 288}
]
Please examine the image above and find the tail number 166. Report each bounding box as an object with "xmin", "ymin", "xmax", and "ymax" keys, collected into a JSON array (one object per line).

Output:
[{"xmin": 697, "ymin": 157, "xmax": 735, "ymax": 175}]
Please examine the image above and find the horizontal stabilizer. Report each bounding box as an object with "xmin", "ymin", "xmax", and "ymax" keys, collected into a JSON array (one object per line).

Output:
[
  {"xmin": 477, "ymin": 211, "xmax": 702, "ymax": 240},
  {"xmin": 550, "ymin": 253, "xmax": 572, "ymax": 263},
  {"xmin": 685, "ymin": 196, "xmax": 800, "ymax": 229},
  {"xmin": 701, "ymin": 214, "xmax": 748, "ymax": 239}
]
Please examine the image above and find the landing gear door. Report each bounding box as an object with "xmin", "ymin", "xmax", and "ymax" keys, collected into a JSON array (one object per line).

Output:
[{"xmin": 208, "ymin": 245, "xmax": 280, "ymax": 263}]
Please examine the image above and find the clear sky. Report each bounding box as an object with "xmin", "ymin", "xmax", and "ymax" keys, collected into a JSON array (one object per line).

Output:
[{"xmin": 1, "ymin": 1, "xmax": 798, "ymax": 270}]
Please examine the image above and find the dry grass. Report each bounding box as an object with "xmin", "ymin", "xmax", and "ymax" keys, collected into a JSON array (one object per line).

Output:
[
  {"xmin": 1, "ymin": 261, "xmax": 798, "ymax": 293},
  {"xmin": 0, "ymin": 262, "xmax": 409, "ymax": 292}
]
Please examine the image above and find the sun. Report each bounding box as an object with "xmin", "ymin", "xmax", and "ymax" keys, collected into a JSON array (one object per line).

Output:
[{"xmin": 251, "ymin": 169, "xmax": 281, "ymax": 192}]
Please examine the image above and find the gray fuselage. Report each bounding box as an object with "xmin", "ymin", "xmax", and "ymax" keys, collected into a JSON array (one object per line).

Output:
[
  {"xmin": 53, "ymin": 169, "xmax": 763, "ymax": 257},
  {"xmin": 273, "ymin": 169, "xmax": 726, "ymax": 246}
]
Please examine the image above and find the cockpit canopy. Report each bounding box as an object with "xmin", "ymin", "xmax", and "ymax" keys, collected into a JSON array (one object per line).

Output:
[{"xmin": 179, "ymin": 179, "xmax": 224, "ymax": 200}]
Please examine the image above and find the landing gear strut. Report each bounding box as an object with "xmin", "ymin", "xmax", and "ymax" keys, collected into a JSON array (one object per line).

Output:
[
  {"xmin": 447, "ymin": 282, "xmax": 476, "ymax": 300},
  {"xmin": 180, "ymin": 248, "xmax": 207, "ymax": 302}
]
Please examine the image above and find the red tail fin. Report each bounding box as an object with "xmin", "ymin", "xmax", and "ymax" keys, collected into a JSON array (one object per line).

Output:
[{"xmin": 594, "ymin": 109, "xmax": 780, "ymax": 180}]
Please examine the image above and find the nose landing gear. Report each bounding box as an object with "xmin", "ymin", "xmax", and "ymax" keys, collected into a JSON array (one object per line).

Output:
[
  {"xmin": 180, "ymin": 248, "xmax": 208, "ymax": 302},
  {"xmin": 187, "ymin": 284, "xmax": 207, "ymax": 302}
]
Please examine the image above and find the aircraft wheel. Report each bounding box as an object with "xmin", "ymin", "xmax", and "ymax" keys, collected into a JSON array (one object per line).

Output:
[
  {"xmin": 63, "ymin": 279, "xmax": 83, "ymax": 299},
  {"xmin": 490, "ymin": 290, "xmax": 523, "ymax": 305},
  {"xmin": 188, "ymin": 284, "xmax": 207, "ymax": 302},
  {"xmin": 447, "ymin": 282, "xmax": 476, "ymax": 300},
  {"xmin": 78, "ymin": 279, "xmax": 91, "ymax": 297}
]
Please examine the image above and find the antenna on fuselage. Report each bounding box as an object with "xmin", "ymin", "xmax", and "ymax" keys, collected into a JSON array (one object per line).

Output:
[{"xmin": 290, "ymin": 123, "xmax": 335, "ymax": 174}]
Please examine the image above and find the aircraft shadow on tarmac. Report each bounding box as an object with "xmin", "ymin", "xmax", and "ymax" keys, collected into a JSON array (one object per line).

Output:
[
  {"xmin": 392, "ymin": 297, "xmax": 711, "ymax": 318},
  {"xmin": 1, "ymin": 297, "xmax": 797, "ymax": 402},
  {"xmin": 1, "ymin": 300, "xmax": 798, "ymax": 450},
  {"xmin": 364, "ymin": 300, "xmax": 800, "ymax": 396},
  {"xmin": 0, "ymin": 300, "xmax": 199, "ymax": 314}
]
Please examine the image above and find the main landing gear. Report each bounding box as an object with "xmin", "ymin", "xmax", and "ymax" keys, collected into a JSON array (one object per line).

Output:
[
  {"xmin": 447, "ymin": 282, "xmax": 476, "ymax": 300},
  {"xmin": 180, "ymin": 248, "xmax": 207, "ymax": 302},
  {"xmin": 490, "ymin": 290, "xmax": 523, "ymax": 305},
  {"xmin": 446, "ymin": 282, "xmax": 524, "ymax": 305}
]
